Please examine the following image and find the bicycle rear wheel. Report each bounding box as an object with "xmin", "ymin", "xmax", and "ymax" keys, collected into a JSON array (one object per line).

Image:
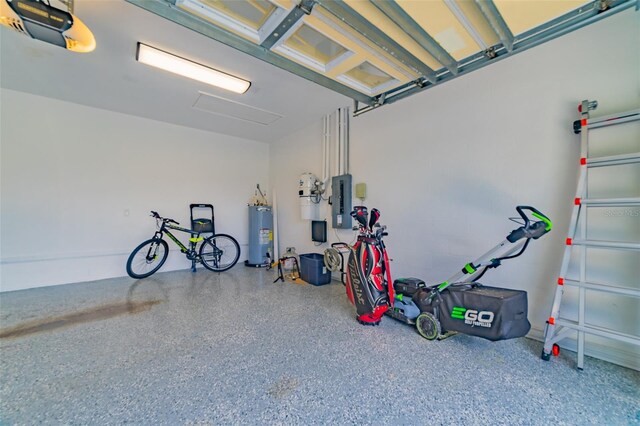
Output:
[
  {"xmin": 199, "ymin": 234, "xmax": 240, "ymax": 272},
  {"xmin": 126, "ymin": 238, "xmax": 169, "ymax": 279}
]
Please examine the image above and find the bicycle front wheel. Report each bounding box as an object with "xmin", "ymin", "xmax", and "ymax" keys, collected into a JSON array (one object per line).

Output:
[
  {"xmin": 126, "ymin": 238, "xmax": 169, "ymax": 279},
  {"xmin": 199, "ymin": 234, "xmax": 240, "ymax": 272}
]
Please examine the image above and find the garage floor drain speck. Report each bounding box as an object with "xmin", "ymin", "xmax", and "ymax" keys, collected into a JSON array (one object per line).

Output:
[{"xmin": 267, "ymin": 376, "xmax": 299, "ymax": 399}]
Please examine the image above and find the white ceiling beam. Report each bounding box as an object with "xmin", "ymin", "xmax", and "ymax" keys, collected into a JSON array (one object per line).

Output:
[
  {"xmin": 370, "ymin": 0, "xmax": 458, "ymax": 76},
  {"xmin": 315, "ymin": 0, "xmax": 437, "ymax": 84}
]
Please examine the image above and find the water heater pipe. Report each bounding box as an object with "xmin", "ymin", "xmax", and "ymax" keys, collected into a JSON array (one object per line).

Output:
[
  {"xmin": 341, "ymin": 107, "xmax": 350, "ymax": 174},
  {"xmin": 321, "ymin": 114, "xmax": 330, "ymax": 188},
  {"xmin": 335, "ymin": 107, "xmax": 350, "ymax": 176},
  {"xmin": 334, "ymin": 109, "xmax": 340, "ymax": 176},
  {"xmin": 272, "ymin": 189, "xmax": 279, "ymax": 260}
]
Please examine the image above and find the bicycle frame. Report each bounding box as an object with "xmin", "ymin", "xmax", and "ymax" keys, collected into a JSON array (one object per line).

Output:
[{"xmin": 155, "ymin": 221, "xmax": 202, "ymax": 254}]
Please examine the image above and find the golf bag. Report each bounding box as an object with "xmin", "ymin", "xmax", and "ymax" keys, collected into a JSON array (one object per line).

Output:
[{"xmin": 345, "ymin": 207, "xmax": 394, "ymax": 325}]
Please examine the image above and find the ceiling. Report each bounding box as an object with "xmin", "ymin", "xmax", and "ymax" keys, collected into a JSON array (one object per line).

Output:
[
  {"xmin": 0, "ymin": 0, "xmax": 350, "ymax": 143},
  {"xmin": 1, "ymin": 0, "xmax": 635, "ymax": 142},
  {"xmin": 127, "ymin": 0, "xmax": 636, "ymax": 115}
]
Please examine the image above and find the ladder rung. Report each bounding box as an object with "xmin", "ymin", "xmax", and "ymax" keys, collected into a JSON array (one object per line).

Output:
[
  {"xmin": 586, "ymin": 109, "xmax": 640, "ymax": 128},
  {"xmin": 571, "ymin": 240, "xmax": 640, "ymax": 250},
  {"xmin": 580, "ymin": 198, "xmax": 640, "ymax": 207},
  {"xmin": 555, "ymin": 319, "xmax": 640, "ymax": 346},
  {"xmin": 563, "ymin": 279, "xmax": 640, "ymax": 298},
  {"xmin": 586, "ymin": 152, "xmax": 640, "ymax": 167}
]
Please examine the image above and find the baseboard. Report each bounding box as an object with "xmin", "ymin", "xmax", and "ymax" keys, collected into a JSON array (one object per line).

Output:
[
  {"xmin": 528, "ymin": 326, "xmax": 640, "ymax": 371},
  {"xmin": 1, "ymin": 244, "xmax": 249, "ymax": 292},
  {"xmin": 0, "ymin": 244, "xmax": 250, "ymax": 264}
]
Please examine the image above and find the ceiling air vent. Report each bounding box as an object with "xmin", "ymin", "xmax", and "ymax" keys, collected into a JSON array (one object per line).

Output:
[{"xmin": 193, "ymin": 92, "xmax": 282, "ymax": 125}]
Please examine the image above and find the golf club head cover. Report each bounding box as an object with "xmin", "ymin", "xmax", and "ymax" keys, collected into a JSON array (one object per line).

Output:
[
  {"xmin": 368, "ymin": 208, "xmax": 380, "ymax": 230},
  {"xmin": 351, "ymin": 206, "xmax": 368, "ymax": 229}
]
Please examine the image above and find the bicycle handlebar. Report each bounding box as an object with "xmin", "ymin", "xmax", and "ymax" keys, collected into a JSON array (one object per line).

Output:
[{"xmin": 149, "ymin": 211, "xmax": 179, "ymax": 225}]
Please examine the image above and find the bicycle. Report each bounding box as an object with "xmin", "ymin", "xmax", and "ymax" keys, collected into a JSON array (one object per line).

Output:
[{"xmin": 126, "ymin": 211, "xmax": 240, "ymax": 279}]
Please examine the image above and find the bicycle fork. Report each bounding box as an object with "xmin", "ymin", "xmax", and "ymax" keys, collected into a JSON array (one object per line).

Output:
[{"xmin": 146, "ymin": 234, "xmax": 163, "ymax": 263}]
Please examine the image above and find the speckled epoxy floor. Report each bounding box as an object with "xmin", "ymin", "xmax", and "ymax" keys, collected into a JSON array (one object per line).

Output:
[{"xmin": 1, "ymin": 267, "xmax": 639, "ymax": 425}]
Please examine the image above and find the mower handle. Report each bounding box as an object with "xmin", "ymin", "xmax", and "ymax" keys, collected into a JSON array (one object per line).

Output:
[{"xmin": 507, "ymin": 206, "xmax": 552, "ymax": 242}]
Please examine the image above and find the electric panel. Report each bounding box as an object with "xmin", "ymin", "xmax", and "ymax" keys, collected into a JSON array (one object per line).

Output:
[{"xmin": 332, "ymin": 174, "xmax": 352, "ymax": 229}]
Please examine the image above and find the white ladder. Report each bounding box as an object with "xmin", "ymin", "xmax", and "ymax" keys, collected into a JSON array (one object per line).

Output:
[{"xmin": 541, "ymin": 100, "xmax": 640, "ymax": 370}]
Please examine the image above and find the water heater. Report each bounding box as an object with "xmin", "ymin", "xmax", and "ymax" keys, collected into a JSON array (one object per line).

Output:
[{"xmin": 245, "ymin": 205, "xmax": 273, "ymax": 267}]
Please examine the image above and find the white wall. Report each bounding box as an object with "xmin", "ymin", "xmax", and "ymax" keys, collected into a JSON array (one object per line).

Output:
[
  {"xmin": 270, "ymin": 9, "xmax": 639, "ymax": 368},
  {"xmin": 1, "ymin": 89, "xmax": 270, "ymax": 291}
]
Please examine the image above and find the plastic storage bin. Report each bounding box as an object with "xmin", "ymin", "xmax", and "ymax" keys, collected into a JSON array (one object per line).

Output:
[{"xmin": 300, "ymin": 253, "xmax": 331, "ymax": 286}]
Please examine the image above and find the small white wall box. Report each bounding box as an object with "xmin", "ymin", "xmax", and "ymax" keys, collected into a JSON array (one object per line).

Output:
[{"xmin": 299, "ymin": 172, "xmax": 320, "ymax": 220}]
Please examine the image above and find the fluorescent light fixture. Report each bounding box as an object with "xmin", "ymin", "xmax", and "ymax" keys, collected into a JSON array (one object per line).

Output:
[{"xmin": 136, "ymin": 43, "xmax": 251, "ymax": 94}]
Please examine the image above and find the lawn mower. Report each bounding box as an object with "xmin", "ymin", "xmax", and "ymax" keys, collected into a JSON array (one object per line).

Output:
[{"xmin": 345, "ymin": 205, "xmax": 552, "ymax": 341}]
